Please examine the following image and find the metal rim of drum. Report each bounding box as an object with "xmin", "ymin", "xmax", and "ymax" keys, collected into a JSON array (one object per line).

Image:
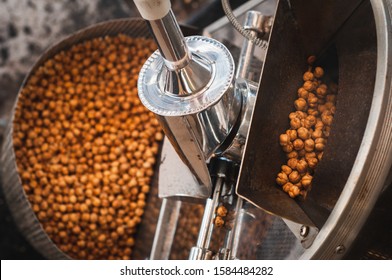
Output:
[
  {"xmin": 301, "ymin": 0, "xmax": 392, "ymax": 259},
  {"xmin": 0, "ymin": 18, "xmax": 152, "ymax": 260}
]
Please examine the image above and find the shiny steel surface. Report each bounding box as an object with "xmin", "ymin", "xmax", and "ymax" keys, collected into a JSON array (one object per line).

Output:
[
  {"xmin": 158, "ymin": 137, "xmax": 210, "ymax": 201},
  {"xmin": 138, "ymin": 35, "xmax": 239, "ymax": 188},
  {"xmin": 148, "ymin": 11, "xmax": 213, "ymax": 96},
  {"xmin": 243, "ymin": 10, "xmax": 273, "ymax": 34},
  {"xmin": 148, "ymin": 10, "xmax": 190, "ymax": 68},
  {"xmin": 222, "ymin": 10, "xmax": 269, "ymax": 162},
  {"xmin": 149, "ymin": 198, "xmax": 182, "ymax": 260}
]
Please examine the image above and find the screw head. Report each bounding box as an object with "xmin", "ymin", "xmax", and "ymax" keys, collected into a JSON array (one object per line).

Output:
[
  {"xmin": 335, "ymin": 245, "xmax": 346, "ymax": 254},
  {"xmin": 300, "ymin": 225, "xmax": 309, "ymax": 238}
]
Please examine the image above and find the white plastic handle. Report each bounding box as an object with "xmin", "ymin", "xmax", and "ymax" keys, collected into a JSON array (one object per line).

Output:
[{"xmin": 133, "ymin": 0, "xmax": 171, "ymax": 21}]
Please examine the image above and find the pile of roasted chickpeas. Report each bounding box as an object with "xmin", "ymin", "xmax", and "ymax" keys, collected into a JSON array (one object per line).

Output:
[
  {"xmin": 13, "ymin": 34, "xmax": 163, "ymax": 259},
  {"xmin": 276, "ymin": 56, "xmax": 338, "ymax": 198}
]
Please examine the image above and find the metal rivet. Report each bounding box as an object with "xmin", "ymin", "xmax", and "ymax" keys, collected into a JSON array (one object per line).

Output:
[
  {"xmin": 335, "ymin": 245, "xmax": 345, "ymax": 254},
  {"xmin": 300, "ymin": 225, "xmax": 309, "ymax": 238}
]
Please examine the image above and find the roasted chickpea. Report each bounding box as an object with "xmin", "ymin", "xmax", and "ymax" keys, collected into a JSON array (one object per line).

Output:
[
  {"xmin": 293, "ymin": 139, "xmax": 304, "ymax": 151},
  {"xmin": 297, "ymin": 87, "xmax": 309, "ymax": 99},
  {"xmin": 287, "ymin": 158, "xmax": 299, "ymax": 169},
  {"xmin": 288, "ymin": 185, "xmax": 300, "ymax": 198},
  {"xmin": 304, "ymin": 138, "xmax": 315, "ymax": 152},
  {"xmin": 315, "ymin": 138, "xmax": 326, "ymax": 151},
  {"xmin": 216, "ymin": 205, "xmax": 228, "ymax": 217},
  {"xmin": 307, "ymin": 55, "xmax": 316, "ymax": 65},
  {"xmin": 297, "ymin": 127, "xmax": 310, "ymax": 140},
  {"xmin": 286, "ymin": 129, "xmax": 298, "ymax": 141},
  {"xmin": 301, "ymin": 173, "xmax": 313, "ymax": 189},
  {"xmin": 307, "ymin": 157, "xmax": 318, "ymax": 169},
  {"xmin": 314, "ymin": 67, "xmax": 324, "ymax": 78},
  {"xmin": 283, "ymin": 182, "xmax": 294, "ymax": 193},
  {"xmin": 296, "ymin": 159, "xmax": 308, "ymax": 174},
  {"xmin": 286, "ymin": 151, "xmax": 298, "ymax": 159},
  {"xmin": 312, "ymin": 129, "xmax": 323, "ymax": 139},
  {"xmin": 276, "ymin": 172, "xmax": 289, "ymax": 186},
  {"xmin": 214, "ymin": 216, "xmax": 225, "ymax": 228},
  {"xmin": 282, "ymin": 143, "xmax": 294, "ymax": 153},
  {"xmin": 294, "ymin": 98, "xmax": 308, "ymax": 111},
  {"xmin": 316, "ymin": 84, "xmax": 328, "ymax": 98},
  {"xmin": 303, "ymin": 80, "xmax": 315, "ymax": 91},
  {"xmin": 290, "ymin": 118, "xmax": 302, "ymax": 130},
  {"xmin": 281, "ymin": 165, "xmax": 292, "ymax": 175},
  {"xmin": 303, "ymin": 71, "xmax": 314, "ymax": 81},
  {"xmin": 279, "ymin": 133, "xmax": 291, "ymax": 146},
  {"xmin": 321, "ymin": 111, "xmax": 333, "ymax": 126}
]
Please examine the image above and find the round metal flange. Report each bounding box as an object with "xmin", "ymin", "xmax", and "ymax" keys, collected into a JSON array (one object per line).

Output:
[{"xmin": 138, "ymin": 36, "xmax": 235, "ymax": 116}]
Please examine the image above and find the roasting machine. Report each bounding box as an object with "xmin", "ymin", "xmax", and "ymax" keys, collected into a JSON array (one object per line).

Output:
[{"xmin": 1, "ymin": 0, "xmax": 392, "ymax": 260}]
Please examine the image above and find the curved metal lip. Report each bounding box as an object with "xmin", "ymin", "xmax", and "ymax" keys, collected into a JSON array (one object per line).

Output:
[
  {"xmin": 301, "ymin": 0, "xmax": 392, "ymax": 259},
  {"xmin": 159, "ymin": 52, "xmax": 216, "ymax": 98},
  {"xmin": 138, "ymin": 36, "xmax": 235, "ymax": 116}
]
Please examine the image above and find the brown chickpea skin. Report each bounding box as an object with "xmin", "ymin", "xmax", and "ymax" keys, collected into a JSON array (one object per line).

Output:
[
  {"xmin": 289, "ymin": 171, "xmax": 301, "ymax": 184},
  {"xmin": 293, "ymin": 139, "xmax": 304, "ymax": 151},
  {"xmin": 304, "ymin": 138, "xmax": 315, "ymax": 152},
  {"xmin": 286, "ymin": 151, "xmax": 298, "ymax": 159},
  {"xmin": 276, "ymin": 172, "xmax": 289, "ymax": 186},
  {"xmin": 282, "ymin": 143, "xmax": 294, "ymax": 153},
  {"xmin": 287, "ymin": 158, "xmax": 299, "ymax": 170},
  {"xmin": 216, "ymin": 205, "xmax": 228, "ymax": 217},
  {"xmin": 316, "ymin": 84, "xmax": 328, "ymax": 98},
  {"xmin": 314, "ymin": 67, "xmax": 324, "ymax": 78},
  {"xmin": 294, "ymin": 98, "xmax": 308, "ymax": 111},
  {"xmin": 290, "ymin": 118, "xmax": 302, "ymax": 130},
  {"xmin": 296, "ymin": 159, "xmax": 308, "ymax": 174},
  {"xmin": 281, "ymin": 165, "xmax": 292, "ymax": 175},
  {"xmin": 312, "ymin": 129, "xmax": 323, "ymax": 139},
  {"xmin": 297, "ymin": 127, "xmax": 310, "ymax": 140},
  {"xmin": 283, "ymin": 182, "xmax": 293, "ymax": 193},
  {"xmin": 286, "ymin": 129, "xmax": 298, "ymax": 141},
  {"xmin": 307, "ymin": 157, "xmax": 319, "ymax": 169},
  {"xmin": 303, "ymin": 71, "xmax": 314, "ymax": 81},
  {"xmin": 315, "ymin": 138, "xmax": 326, "ymax": 151},
  {"xmin": 279, "ymin": 133, "xmax": 291, "ymax": 146},
  {"xmin": 289, "ymin": 185, "xmax": 301, "ymax": 198},
  {"xmin": 214, "ymin": 216, "xmax": 225, "ymax": 228},
  {"xmin": 301, "ymin": 174, "xmax": 313, "ymax": 189},
  {"xmin": 13, "ymin": 35, "xmax": 162, "ymax": 260},
  {"xmin": 303, "ymin": 80, "xmax": 315, "ymax": 91},
  {"xmin": 297, "ymin": 87, "xmax": 309, "ymax": 99}
]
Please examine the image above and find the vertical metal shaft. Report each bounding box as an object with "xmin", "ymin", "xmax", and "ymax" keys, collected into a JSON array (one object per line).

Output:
[
  {"xmin": 189, "ymin": 176, "xmax": 224, "ymax": 260},
  {"xmin": 150, "ymin": 198, "xmax": 182, "ymax": 260},
  {"xmin": 147, "ymin": 10, "xmax": 190, "ymax": 70},
  {"xmin": 236, "ymin": 10, "xmax": 270, "ymax": 80}
]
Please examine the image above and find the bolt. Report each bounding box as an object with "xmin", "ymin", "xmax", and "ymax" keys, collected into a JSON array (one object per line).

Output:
[
  {"xmin": 335, "ymin": 245, "xmax": 345, "ymax": 254},
  {"xmin": 300, "ymin": 225, "xmax": 309, "ymax": 238}
]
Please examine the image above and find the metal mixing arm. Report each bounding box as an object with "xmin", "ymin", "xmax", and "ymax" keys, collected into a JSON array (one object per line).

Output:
[{"xmin": 134, "ymin": 0, "xmax": 241, "ymax": 195}]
